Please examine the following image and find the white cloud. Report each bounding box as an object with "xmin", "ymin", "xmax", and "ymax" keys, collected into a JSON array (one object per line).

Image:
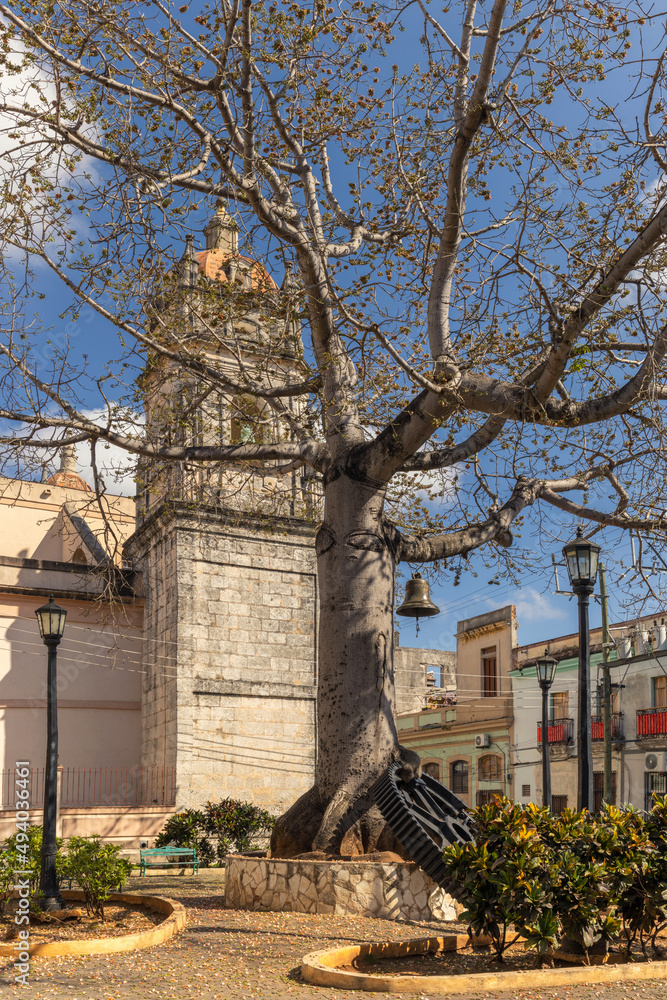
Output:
[
  {"xmin": 513, "ymin": 586, "xmax": 570, "ymax": 627},
  {"xmin": 69, "ymin": 409, "xmax": 143, "ymax": 497},
  {"xmin": 0, "ymin": 34, "xmax": 99, "ymax": 262},
  {"xmin": 4, "ymin": 408, "xmax": 143, "ymax": 497}
]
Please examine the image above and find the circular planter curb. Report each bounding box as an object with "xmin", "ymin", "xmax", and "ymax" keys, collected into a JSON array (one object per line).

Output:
[
  {"xmin": 301, "ymin": 934, "xmax": 667, "ymax": 993},
  {"xmin": 0, "ymin": 891, "xmax": 187, "ymax": 958}
]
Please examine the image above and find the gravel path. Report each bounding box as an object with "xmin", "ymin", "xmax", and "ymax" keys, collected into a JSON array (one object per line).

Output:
[{"xmin": 2, "ymin": 870, "xmax": 667, "ymax": 999}]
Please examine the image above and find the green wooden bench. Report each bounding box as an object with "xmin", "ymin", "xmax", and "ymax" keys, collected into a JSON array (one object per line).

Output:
[{"xmin": 139, "ymin": 846, "xmax": 199, "ymax": 876}]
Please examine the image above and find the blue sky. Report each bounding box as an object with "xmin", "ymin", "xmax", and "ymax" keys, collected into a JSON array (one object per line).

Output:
[{"xmin": 396, "ymin": 517, "xmax": 667, "ymax": 653}]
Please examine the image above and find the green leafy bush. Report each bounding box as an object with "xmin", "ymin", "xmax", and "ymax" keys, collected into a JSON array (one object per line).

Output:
[
  {"xmin": 154, "ymin": 808, "xmax": 214, "ymax": 866},
  {"xmin": 615, "ymin": 796, "xmax": 667, "ymax": 957},
  {"xmin": 443, "ymin": 799, "xmax": 559, "ymax": 962},
  {"xmin": 155, "ymin": 799, "xmax": 275, "ymax": 866},
  {"xmin": 442, "ymin": 797, "xmax": 667, "ymax": 966},
  {"xmin": 59, "ymin": 836, "xmax": 132, "ymax": 920},
  {"xmin": 204, "ymin": 799, "xmax": 275, "ymax": 862},
  {"xmin": 1, "ymin": 825, "xmax": 47, "ymax": 911}
]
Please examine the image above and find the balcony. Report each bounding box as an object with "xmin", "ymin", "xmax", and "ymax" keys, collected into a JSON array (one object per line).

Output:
[
  {"xmin": 537, "ymin": 717, "xmax": 574, "ymax": 745},
  {"xmin": 637, "ymin": 708, "xmax": 667, "ymax": 739},
  {"xmin": 591, "ymin": 713, "xmax": 623, "ymax": 741}
]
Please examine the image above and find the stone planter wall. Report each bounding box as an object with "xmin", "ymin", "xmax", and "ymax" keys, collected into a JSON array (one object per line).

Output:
[{"xmin": 225, "ymin": 854, "xmax": 457, "ymax": 922}]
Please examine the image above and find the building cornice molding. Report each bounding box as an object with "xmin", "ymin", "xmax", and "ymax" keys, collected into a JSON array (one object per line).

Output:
[
  {"xmin": 457, "ymin": 619, "xmax": 512, "ymax": 642},
  {"xmin": 125, "ymin": 498, "xmax": 318, "ymax": 558}
]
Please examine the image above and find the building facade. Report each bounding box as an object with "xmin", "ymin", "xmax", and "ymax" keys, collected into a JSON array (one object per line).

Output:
[
  {"xmin": 397, "ymin": 606, "xmax": 516, "ymax": 809},
  {"xmin": 512, "ymin": 617, "xmax": 667, "ymax": 813}
]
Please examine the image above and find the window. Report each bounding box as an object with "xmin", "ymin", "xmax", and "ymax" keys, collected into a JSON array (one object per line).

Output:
[
  {"xmin": 451, "ymin": 760, "xmax": 469, "ymax": 795},
  {"xmin": 653, "ymin": 676, "xmax": 667, "ymax": 709},
  {"xmin": 71, "ymin": 546, "xmax": 87, "ymax": 565},
  {"xmin": 522, "ymin": 784, "xmax": 531, "ymax": 797},
  {"xmin": 230, "ymin": 396, "xmax": 264, "ymax": 445},
  {"xmin": 426, "ymin": 665, "xmax": 443, "ymax": 688},
  {"xmin": 481, "ymin": 646, "xmax": 498, "ymax": 698},
  {"xmin": 478, "ymin": 754, "xmax": 502, "ymax": 781},
  {"xmin": 645, "ymin": 772, "xmax": 667, "ymax": 812},
  {"xmin": 422, "ymin": 761, "xmax": 441, "ymax": 781},
  {"xmin": 552, "ymin": 794, "xmax": 568, "ymax": 814},
  {"xmin": 551, "ymin": 691, "xmax": 569, "ymax": 720},
  {"xmin": 596, "ymin": 685, "xmax": 620, "ymax": 716},
  {"xmin": 593, "ymin": 771, "xmax": 617, "ymax": 813},
  {"xmin": 476, "ymin": 789, "xmax": 503, "ymax": 806}
]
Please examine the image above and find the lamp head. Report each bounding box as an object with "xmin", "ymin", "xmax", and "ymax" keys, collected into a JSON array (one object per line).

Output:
[
  {"xmin": 536, "ymin": 650, "xmax": 558, "ymax": 689},
  {"xmin": 562, "ymin": 526, "xmax": 601, "ymax": 590},
  {"xmin": 35, "ymin": 595, "xmax": 67, "ymax": 644}
]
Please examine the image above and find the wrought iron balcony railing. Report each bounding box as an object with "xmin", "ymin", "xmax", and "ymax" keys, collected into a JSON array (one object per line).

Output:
[
  {"xmin": 537, "ymin": 717, "xmax": 574, "ymax": 745},
  {"xmin": 637, "ymin": 707, "xmax": 667, "ymax": 739},
  {"xmin": 591, "ymin": 713, "xmax": 623, "ymax": 741}
]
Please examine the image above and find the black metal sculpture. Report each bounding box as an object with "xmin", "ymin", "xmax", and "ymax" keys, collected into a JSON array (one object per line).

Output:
[{"xmin": 372, "ymin": 758, "xmax": 474, "ymax": 894}]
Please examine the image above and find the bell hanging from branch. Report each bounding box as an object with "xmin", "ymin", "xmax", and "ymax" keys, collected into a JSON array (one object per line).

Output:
[{"xmin": 396, "ymin": 572, "xmax": 440, "ymax": 636}]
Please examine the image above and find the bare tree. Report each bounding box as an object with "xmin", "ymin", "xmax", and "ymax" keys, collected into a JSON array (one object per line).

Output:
[{"xmin": 0, "ymin": 0, "xmax": 666, "ymax": 854}]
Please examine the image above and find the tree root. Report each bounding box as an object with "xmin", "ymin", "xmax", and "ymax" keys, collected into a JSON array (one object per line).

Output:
[{"xmin": 269, "ymin": 745, "xmax": 420, "ymax": 858}]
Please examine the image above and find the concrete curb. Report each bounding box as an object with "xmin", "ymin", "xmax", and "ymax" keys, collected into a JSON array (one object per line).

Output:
[
  {"xmin": 0, "ymin": 891, "xmax": 187, "ymax": 958},
  {"xmin": 301, "ymin": 934, "xmax": 667, "ymax": 994}
]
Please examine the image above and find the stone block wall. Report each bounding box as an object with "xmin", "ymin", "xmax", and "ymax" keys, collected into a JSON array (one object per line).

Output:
[
  {"xmin": 126, "ymin": 503, "xmax": 318, "ymax": 815},
  {"xmin": 125, "ymin": 510, "xmax": 179, "ymax": 772},
  {"xmin": 126, "ymin": 501, "xmax": 442, "ymax": 818},
  {"xmin": 225, "ymin": 855, "xmax": 458, "ymax": 922}
]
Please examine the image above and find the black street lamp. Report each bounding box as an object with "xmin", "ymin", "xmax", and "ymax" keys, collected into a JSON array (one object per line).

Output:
[
  {"xmin": 562, "ymin": 527, "xmax": 601, "ymax": 811},
  {"xmin": 536, "ymin": 651, "xmax": 558, "ymax": 808},
  {"xmin": 35, "ymin": 595, "xmax": 67, "ymax": 911}
]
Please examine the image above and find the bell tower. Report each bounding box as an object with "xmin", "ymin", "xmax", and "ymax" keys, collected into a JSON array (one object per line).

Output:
[
  {"xmin": 139, "ymin": 202, "xmax": 308, "ymax": 519},
  {"xmin": 126, "ymin": 207, "xmax": 319, "ymax": 814}
]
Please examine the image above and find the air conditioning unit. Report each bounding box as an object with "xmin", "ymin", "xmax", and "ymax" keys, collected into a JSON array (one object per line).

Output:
[
  {"xmin": 645, "ymin": 752, "xmax": 667, "ymax": 771},
  {"xmin": 475, "ymin": 734, "xmax": 491, "ymax": 749}
]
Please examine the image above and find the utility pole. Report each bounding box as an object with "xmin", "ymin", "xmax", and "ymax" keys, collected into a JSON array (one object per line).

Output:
[{"xmin": 599, "ymin": 563, "xmax": 613, "ymax": 807}]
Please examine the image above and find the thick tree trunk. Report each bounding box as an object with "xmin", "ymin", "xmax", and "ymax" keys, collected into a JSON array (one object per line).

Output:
[{"xmin": 271, "ymin": 472, "xmax": 411, "ymax": 857}]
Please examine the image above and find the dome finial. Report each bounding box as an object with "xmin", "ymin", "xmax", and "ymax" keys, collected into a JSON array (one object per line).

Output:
[
  {"xmin": 204, "ymin": 199, "xmax": 238, "ymax": 252},
  {"xmin": 60, "ymin": 442, "xmax": 77, "ymax": 474}
]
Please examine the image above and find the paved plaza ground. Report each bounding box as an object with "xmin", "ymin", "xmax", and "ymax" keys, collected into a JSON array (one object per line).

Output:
[{"xmin": 2, "ymin": 869, "xmax": 667, "ymax": 1000}]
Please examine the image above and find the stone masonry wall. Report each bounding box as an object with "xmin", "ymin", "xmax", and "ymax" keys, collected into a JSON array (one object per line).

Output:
[
  {"xmin": 125, "ymin": 510, "xmax": 179, "ymax": 772},
  {"xmin": 225, "ymin": 855, "xmax": 457, "ymax": 922},
  {"xmin": 127, "ymin": 504, "xmax": 318, "ymax": 815}
]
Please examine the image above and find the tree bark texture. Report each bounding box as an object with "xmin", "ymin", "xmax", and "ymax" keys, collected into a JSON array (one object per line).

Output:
[{"xmin": 271, "ymin": 472, "xmax": 406, "ymax": 857}]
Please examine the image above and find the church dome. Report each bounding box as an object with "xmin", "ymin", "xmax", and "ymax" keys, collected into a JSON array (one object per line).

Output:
[
  {"xmin": 46, "ymin": 471, "xmax": 92, "ymax": 491},
  {"xmin": 45, "ymin": 444, "xmax": 92, "ymax": 492},
  {"xmin": 194, "ymin": 202, "xmax": 278, "ymax": 292},
  {"xmin": 195, "ymin": 248, "xmax": 278, "ymax": 292}
]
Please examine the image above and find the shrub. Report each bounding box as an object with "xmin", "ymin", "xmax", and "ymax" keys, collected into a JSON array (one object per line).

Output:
[
  {"xmin": 203, "ymin": 799, "xmax": 275, "ymax": 862},
  {"xmin": 443, "ymin": 798, "xmax": 558, "ymax": 962},
  {"xmin": 617, "ymin": 796, "xmax": 667, "ymax": 957},
  {"xmin": 59, "ymin": 836, "xmax": 132, "ymax": 920},
  {"xmin": 154, "ymin": 809, "xmax": 214, "ymax": 866},
  {"xmin": 1, "ymin": 826, "xmax": 46, "ymax": 911},
  {"xmin": 155, "ymin": 799, "xmax": 275, "ymax": 866},
  {"xmin": 442, "ymin": 798, "xmax": 666, "ymax": 966}
]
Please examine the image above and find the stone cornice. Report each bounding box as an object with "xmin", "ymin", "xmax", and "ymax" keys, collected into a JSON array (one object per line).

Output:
[
  {"xmin": 125, "ymin": 498, "xmax": 318, "ymax": 558},
  {"xmin": 457, "ymin": 620, "xmax": 511, "ymax": 642}
]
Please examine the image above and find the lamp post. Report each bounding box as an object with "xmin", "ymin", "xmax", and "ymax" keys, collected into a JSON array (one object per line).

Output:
[
  {"xmin": 35, "ymin": 595, "xmax": 67, "ymax": 911},
  {"xmin": 562, "ymin": 528, "xmax": 601, "ymax": 812},
  {"xmin": 536, "ymin": 651, "xmax": 558, "ymax": 808}
]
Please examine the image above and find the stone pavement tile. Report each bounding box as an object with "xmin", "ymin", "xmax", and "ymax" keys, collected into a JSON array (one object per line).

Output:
[{"xmin": 2, "ymin": 870, "xmax": 667, "ymax": 1000}]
